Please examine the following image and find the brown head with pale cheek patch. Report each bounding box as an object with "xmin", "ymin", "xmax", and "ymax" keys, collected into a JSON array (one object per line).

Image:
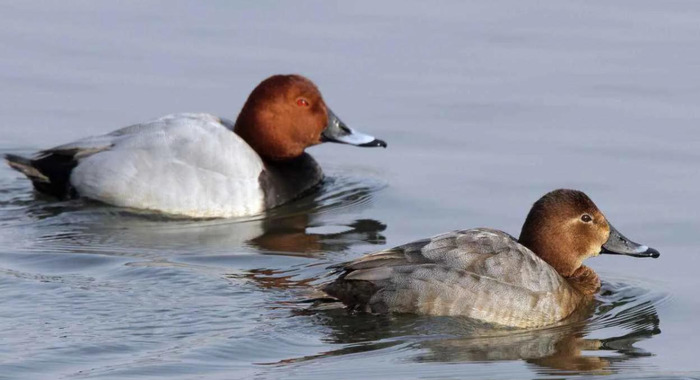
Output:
[
  {"xmin": 518, "ymin": 189, "xmax": 610, "ymax": 278},
  {"xmin": 234, "ymin": 74, "xmax": 328, "ymax": 160}
]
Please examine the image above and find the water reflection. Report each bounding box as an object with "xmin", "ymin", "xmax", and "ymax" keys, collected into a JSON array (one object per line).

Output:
[
  {"xmin": 269, "ymin": 281, "xmax": 661, "ymax": 376},
  {"xmin": 249, "ymin": 218, "xmax": 386, "ymax": 256}
]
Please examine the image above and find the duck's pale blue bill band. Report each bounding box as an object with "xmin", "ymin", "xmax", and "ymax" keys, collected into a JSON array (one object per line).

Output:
[
  {"xmin": 321, "ymin": 108, "xmax": 387, "ymax": 148},
  {"xmin": 600, "ymin": 223, "xmax": 660, "ymax": 258}
]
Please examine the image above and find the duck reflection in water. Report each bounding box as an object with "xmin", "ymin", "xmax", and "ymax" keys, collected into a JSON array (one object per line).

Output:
[
  {"xmin": 236, "ymin": 180, "xmax": 387, "ymax": 287},
  {"xmin": 233, "ymin": 217, "xmax": 387, "ymax": 289},
  {"xmin": 245, "ymin": 176, "xmax": 387, "ymax": 256},
  {"xmin": 272, "ymin": 285, "xmax": 661, "ymax": 375},
  {"xmin": 248, "ymin": 217, "xmax": 386, "ymax": 256}
]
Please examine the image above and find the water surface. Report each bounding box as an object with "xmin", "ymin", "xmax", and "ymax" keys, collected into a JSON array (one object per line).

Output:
[{"xmin": 1, "ymin": 1, "xmax": 699, "ymax": 379}]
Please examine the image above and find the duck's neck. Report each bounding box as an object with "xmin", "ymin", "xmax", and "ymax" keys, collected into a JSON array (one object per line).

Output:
[
  {"xmin": 258, "ymin": 153, "xmax": 324, "ymax": 209},
  {"xmin": 233, "ymin": 116, "xmax": 306, "ymax": 160},
  {"xmin": 565, "ymin": 265, "xmax": 601, "ymax": 296},
  {"xmin": 518, "ymin": 234, "xmax": 581, "ymax": 277},
  {"xmin": 518, "ymin": 235, "xmax": 600, "ymax": 295}
]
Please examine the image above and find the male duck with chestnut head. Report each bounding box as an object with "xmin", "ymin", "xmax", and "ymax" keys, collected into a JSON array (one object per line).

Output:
[{"xmin": 6, "ymin": 74, "xmax": 386, "ymax": 218}]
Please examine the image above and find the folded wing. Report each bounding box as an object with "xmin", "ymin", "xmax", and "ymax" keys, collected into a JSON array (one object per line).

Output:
[{"xmin": 323, "ymin": 229, "xmax": 579, "ymax": 327}]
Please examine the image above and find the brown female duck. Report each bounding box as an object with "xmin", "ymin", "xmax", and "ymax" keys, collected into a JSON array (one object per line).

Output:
[{"xmin": 323, "ymin": 189, "xmax": 659, "ymax": 328}]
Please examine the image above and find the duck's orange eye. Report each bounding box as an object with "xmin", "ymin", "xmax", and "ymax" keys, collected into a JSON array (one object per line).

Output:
[
  {"xmin": 581, "ymin": 214, "xmax": 593, "ymax": 223},
  {"xmin": 296, "ymin": 98, "xmax": 309, "ymax": 107}
]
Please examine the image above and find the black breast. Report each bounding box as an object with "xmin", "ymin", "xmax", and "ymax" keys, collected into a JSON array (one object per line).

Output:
[{"xmin": 258, "ymin": 153, "xmax": 324, "ymax": 209}]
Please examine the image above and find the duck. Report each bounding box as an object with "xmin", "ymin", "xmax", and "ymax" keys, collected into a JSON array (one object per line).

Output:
[
  {"xmin": 5, "ymin": 74, "xmax": 386, "ymax": 218},
  {"xmin": 322, "ymin": 189, "xmax": 660, "ymax": 328}
]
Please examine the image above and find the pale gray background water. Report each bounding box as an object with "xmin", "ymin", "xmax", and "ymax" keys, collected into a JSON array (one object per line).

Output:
[{"xmin": 1, "ymin": 1, "xmax": 699, "ymax": 379}]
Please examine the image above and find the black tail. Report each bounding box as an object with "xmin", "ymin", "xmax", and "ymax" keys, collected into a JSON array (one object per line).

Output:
[
  {"xmin": 5, "ymin": 154, "xmax": 49, "ymax": 182},
  {"xmin": 5, "ymin": 153, "xmax": 77, "ymax": 199}
]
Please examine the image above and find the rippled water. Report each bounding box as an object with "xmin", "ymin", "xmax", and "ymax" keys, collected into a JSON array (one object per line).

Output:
[{"xmin": 2, "ymin": 1, "xmax": 700, "ymax": 379}]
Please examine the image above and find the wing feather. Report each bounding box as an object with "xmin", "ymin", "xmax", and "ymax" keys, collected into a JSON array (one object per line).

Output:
[{"xmin": 323, "ymin": 228, "xmax": 573, "ymax": 323}]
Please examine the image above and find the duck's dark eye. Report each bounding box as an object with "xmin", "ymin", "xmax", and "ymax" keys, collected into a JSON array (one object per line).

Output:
[
  {"xmin": 296, "ymin": 98, "xmax": 310, "ymax": 107},
  {"xmin": 581, "ymin": 214, "xmax": 593, "ymax": 223}
]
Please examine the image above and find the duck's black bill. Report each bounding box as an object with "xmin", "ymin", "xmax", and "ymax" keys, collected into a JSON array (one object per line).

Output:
[
  {"xmin": 600, "ymin": 223, "xmax": 660, "ymax": 258},
  {"xmin": 321, "ymin": 108, "xmax": 387, "ymax": 148}
]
